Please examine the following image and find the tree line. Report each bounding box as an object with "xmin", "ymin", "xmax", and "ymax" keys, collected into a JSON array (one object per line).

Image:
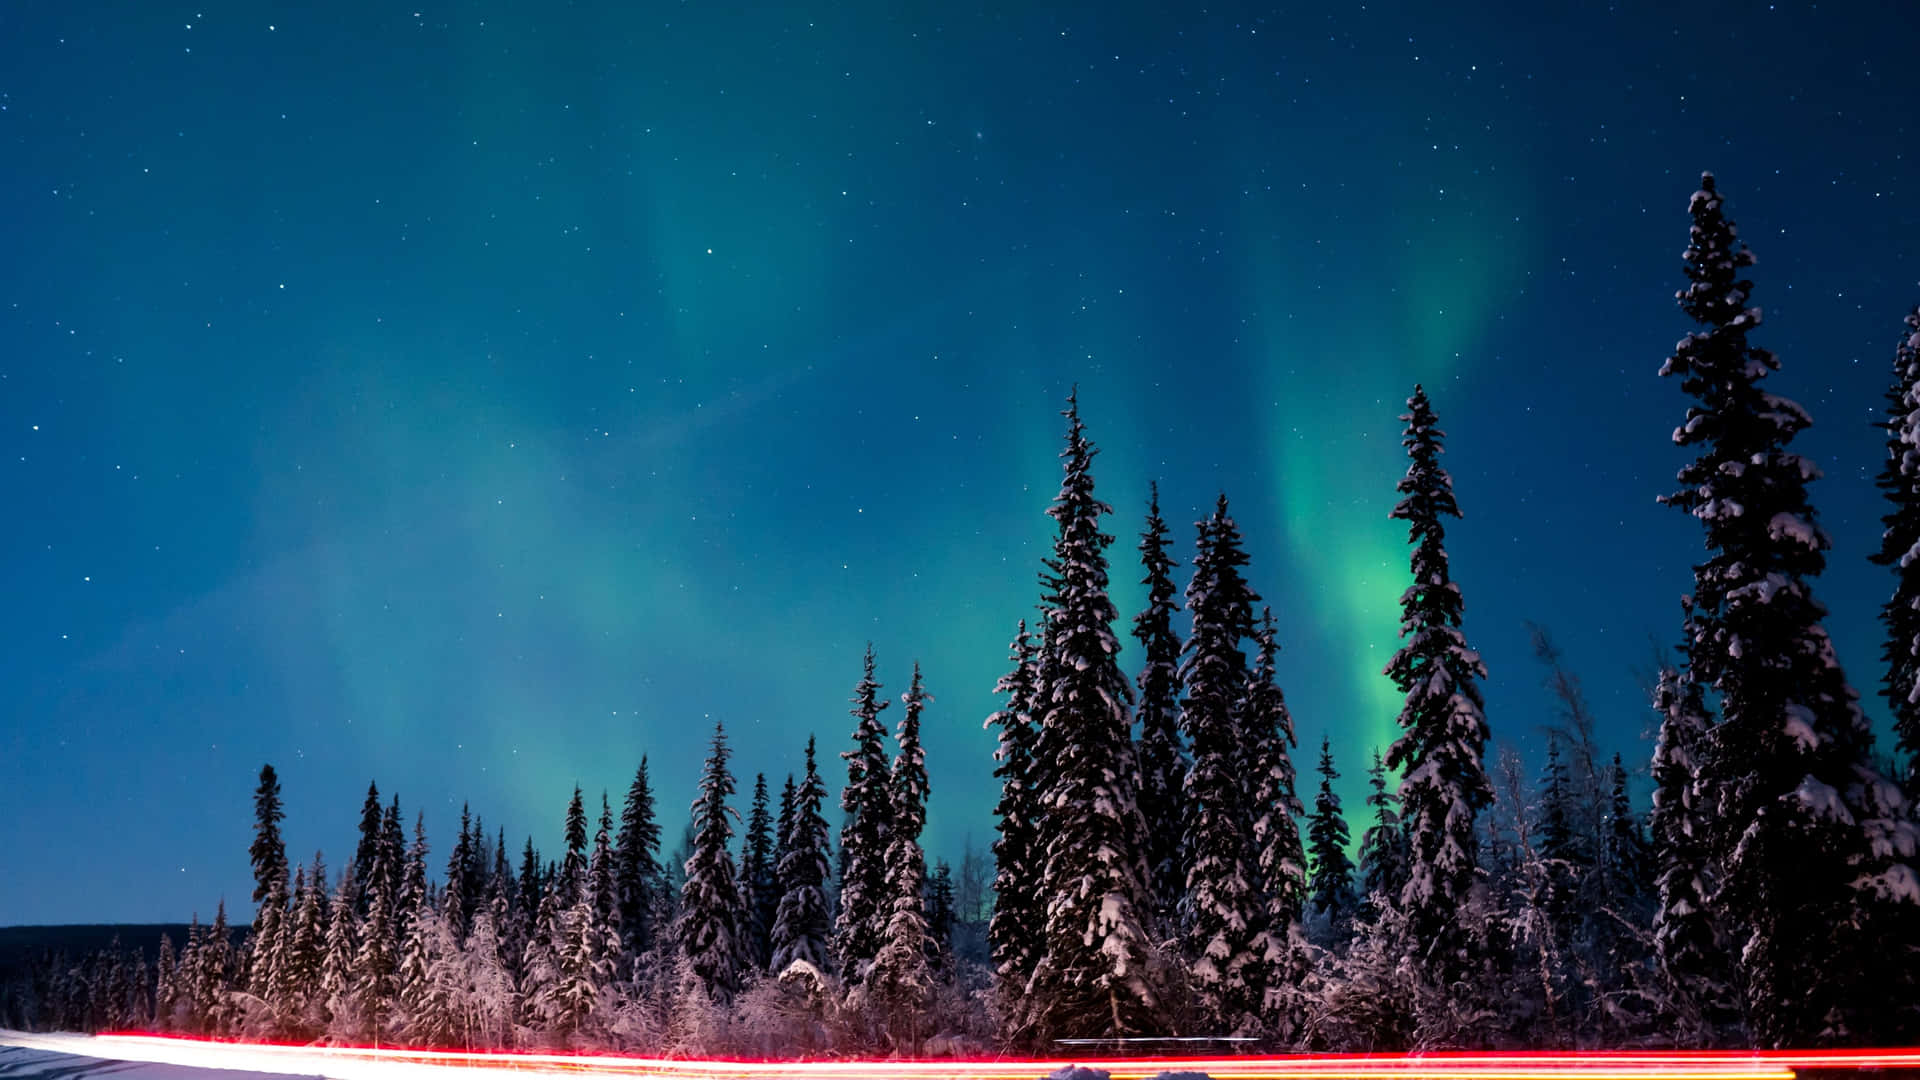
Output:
[{"xmin": 5, "ymin": 172, "xmax": 1917, "ymax": 1052}]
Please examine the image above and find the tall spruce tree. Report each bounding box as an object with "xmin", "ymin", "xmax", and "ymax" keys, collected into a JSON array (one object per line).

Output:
[
  {"xmin": 1307, "ymin": 735, "xmax": 1358, "ymax": 930},
  {"xmin": 248, "ymin": 764, "xmax": 291, "ymax": 1004},
  {"xmin": 742, "ymin": 773, "xmax": 777, "ymax": 971},
  {"xmin": 355, "ymin": 834, "xmax": 399, "ymax": 1032},
  {"xmin": 1242, "ymin": 607, "xmax": 1309, "ymax": 1035},
  {"xmin": 1872, "ymin": 305, "xmax": 1920, "ymax": 787},
  {"xmin": 1658, "ymin": 172, "xmax": 1918, "ymax": 1044},
  {"xmin": 590, "ymin": 793, "xmax": 622, "ymax": 953},
  {"xmin": 465, "ymin": 815, "xmax": 488, "ymax": 925},
  {"xmin": 319, "ymin": 867, "xmax": 357, "ymax": 1034},
  {"xmin": 771, "ymin": 736, "xmax": 834, "ymax": 974},
  {"xmin": 558, "ymin": 816, "xmax": 620, "ymax": 1042},
  {"xmin": 677, "ymin": 722, "xmax": 749, "ymax": 1004},
  {"xmin": 281, "ymin": 857, "xmax": 326, "ymax": 1027},
  {"xmin": 1025, "ymin": 391, "xmax": 1161, "ymax": 1040},
  {"xmin": 870, "ymin": 664, "xmax": 935, "ymax": 1037},
  {"xmin": 353, "ymin": 782, "xmax": 383, "ymax": 917},
  {"xmin": 445, "ymin": 804, "xmax": 474, "ymax": 940},
  {"xmin": 835, "ymin": 644, "xmax": 893, "ymax": 980},
  {"xmin": 398, "ymin": 813, "xmax": 429, "ymax": 945},
  {"xmin": 1246, "ymin": 608, "xmax": 1306, "ymax": 913},
  {"xmin": 1132, "ymin": 481, "xmax": 1189, "ymax": 928},
  {"xmin": 1383, "ymin": 384, "xmax": 1493, "ymax": 982},
  {"xmin": 518, "ymin": 837, "xmax": 545, "ymax": 940},
  {"xmin": 562, "ymin": 785, "xmax": 589, "ymax": 901},
  {"xmin": 615, "ymin": 757, "xmax": 662, "ymax": 957},
  {"xmin": 200, "ymin": 901, "xmax": 236, "ymax": 1036},
  {"xmin": 381, "ymin": 796, "xmax": 404, "ymax": 918},
  {"xmin": 1178, "ymin": 496, "xmax": 1263, "ymax": 1030},
  {"xmin": 986, "ymin": 620, "xmax": 1044, "ymax": 989},
  {"xmin": 775, "ymin": 774, "xmax": 797, "ymax": 906}
]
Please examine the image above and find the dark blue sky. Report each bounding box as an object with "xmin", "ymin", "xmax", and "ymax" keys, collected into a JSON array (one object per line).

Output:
[{"xmin": 2, "ymin": 0, "xmax": 1915, "ymax": 925}]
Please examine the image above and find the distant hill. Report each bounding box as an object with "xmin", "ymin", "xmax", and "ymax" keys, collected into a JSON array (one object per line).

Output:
[{"xmin": 0, "ymin": 926, "xmax": 198, "ymax": 981}]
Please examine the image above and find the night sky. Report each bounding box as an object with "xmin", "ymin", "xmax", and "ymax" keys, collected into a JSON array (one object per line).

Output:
[{"xmin": 3, "ymin": 0, "xmax": 1916, "ymax": 926}]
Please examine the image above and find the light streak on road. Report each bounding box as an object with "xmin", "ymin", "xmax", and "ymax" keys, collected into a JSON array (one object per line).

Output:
[{"xmin": 7, "ymin": 1031, "xmax": 1920, "ymax": 1080}]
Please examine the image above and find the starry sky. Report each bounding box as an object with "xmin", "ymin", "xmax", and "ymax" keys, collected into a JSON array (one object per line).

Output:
[{"xmin": 3, "ymin": 0, "xmax": 1916, "ymax": 926}]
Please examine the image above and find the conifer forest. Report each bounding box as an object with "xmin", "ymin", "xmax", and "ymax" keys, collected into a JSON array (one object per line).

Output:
[{"xmin": 5, "ymin": 176, "xmax": 1918, "ymax": 1054}]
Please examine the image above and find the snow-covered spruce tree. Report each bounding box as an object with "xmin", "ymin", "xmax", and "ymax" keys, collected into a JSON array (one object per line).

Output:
[
  {"xmin": 678, "ymin": 722, "xmax": 750, "ymax": 1004},
  {"xmin": 200, "ymin": 901, "xmax": 238, "ymax": 1036},
  {"xmin": 1243, "ymin": 606, "xmax": 1310, "ymax": 1036},
  {"xmin": 1658, "ymin": 172, "xmax": 1919, "ymax": 1045},
  {"xmin": 170, "ymin": 916, "xmax": 204, "ymax": 1032},
  {"xmin": 835, "ymin": 644, "xmax": 893, "ymax": 981},
  {"xmin": 1383, "ymin": 384, "xmax": 1493, "ymax": 985},
  {"xmin": 1025, "ymin": 390, "xmax": 1162, "ymax": 1041},
  {"xmin": 353, "ymin": 782, "xmax": 383, "ymax": 918},
  {"xmin": 464, "ymin": 816, "xmax": 490, "ymax": 934},
  {"xmin": 398, "ymin": 813, "xmax": 430, "ymax": 948},
  {"xmin": 985, "ymin": 620, "xmax": 1045, "ymax": 992},
  {"xmin": 554, "ymin": 868, "xmax": 617, "ymax": 1042},
  {"xmin": 354, "ymin": 843, "xmax": 400, "ymax": 1035},
  {"xmin": 1357, "ymin": 749, "xmax": 1408, "ymax": 916},
  {"xmin": 279, "ymin": 857, "xmax": 327, "ymax": 1031},
  {"xmin": 1872, "ymin": 305, "xmax": 1920, "ymax": 787},
  {"xmin": 153, "ymin": 935, "xmax": 178, "ymax": 1031},
  {"xmin": 869, "ymin": 664, "xmax": 935, "ymax": 1045},
  {"xmin": 390, "ymin": 815, "xmax": 433, "ymax": 1041},
  {"xmin": 1132, "ymin": 481, "xmax": 1189, "ymax": 930},
  {"xmin": 514, "ymin": 836, "xmax": 544, "ymax": 977},
  {"xmin": 485, "ymin": 829, "xmax": 520, "ymax": 983},
  {"xmin": 319, "ymin": 868, "xmax": 358, "ymax": 1036},
  {"xmin": 615, "ymin": 757, "xmax": 661, "ymax": 958},
  {"xmin": 445, "ymin": 805, "xmax": 474, "ymax": 941},
  {"xmin": 590, "ymin": 794, "xmax": 622, "ymax": 955},
  {"xmin": 654, "ymin": 822, "xmax": 693, "ymax": 948},
  {"xmin": 1178, "ymin": 495, "xmax": 1264, "ymax": 1031},
  {"xmin": 248, "ymin": 764, "xmax": 291, "ymax": 1015},
  {"xmin": 380, "ymin": 796, "xmax": 405, "ymax": 931},
  {"xmin": 775, "ymin": 774, "xmax": 797, "ymax": 895},
  {"xmin": 743, "ymin": 773, "xmax": 777, "ymax": 972},
  {"xmin": 397, "ymin": 896, "xmax": 457, "ymax": 1047},
  {"xmin": 1307, "ymin": 736, "xmax": 1359, "ymax": 935},
  {"xmin": 562, "ymin": 786, "xmax": 589, "ymax": 903},
  {"xmin": 772, "ymin": 736, "xmax": 834, "ymax": 975},
  {"xmin": 519, "ymin": 887, "xmax": 565, "ymax": 1038}
]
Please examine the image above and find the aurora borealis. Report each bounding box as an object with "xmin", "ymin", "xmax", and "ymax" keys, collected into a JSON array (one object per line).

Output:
[{"xmin": 2, "ymin": 0, "xmax": 1916, "ymax": 925}]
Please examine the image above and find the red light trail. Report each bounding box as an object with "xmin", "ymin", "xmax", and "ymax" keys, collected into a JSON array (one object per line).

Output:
[{"xmin": 5, "ymin": 1032, "xmax": 1920, "ymax": 1080}]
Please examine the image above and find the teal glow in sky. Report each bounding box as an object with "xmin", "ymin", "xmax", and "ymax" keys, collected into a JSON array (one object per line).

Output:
[{"xmin": 2, "ymin": 0, "xmax": 1915, "ymax": 923}]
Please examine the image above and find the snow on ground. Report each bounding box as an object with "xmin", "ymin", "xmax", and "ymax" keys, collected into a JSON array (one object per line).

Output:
[{"xmin": 0, "ymin": 1037, "xmax": 322, "ymax": 1080}]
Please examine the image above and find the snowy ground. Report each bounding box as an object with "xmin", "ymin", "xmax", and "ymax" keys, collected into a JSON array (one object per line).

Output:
[
  {"xmin": 0, "ymin": 1036, "xmax": 323, "ymax": 1080},
  {"xmin": 7, "ymin": 1032, "xmax": 1909, "ymax": 1080}
]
